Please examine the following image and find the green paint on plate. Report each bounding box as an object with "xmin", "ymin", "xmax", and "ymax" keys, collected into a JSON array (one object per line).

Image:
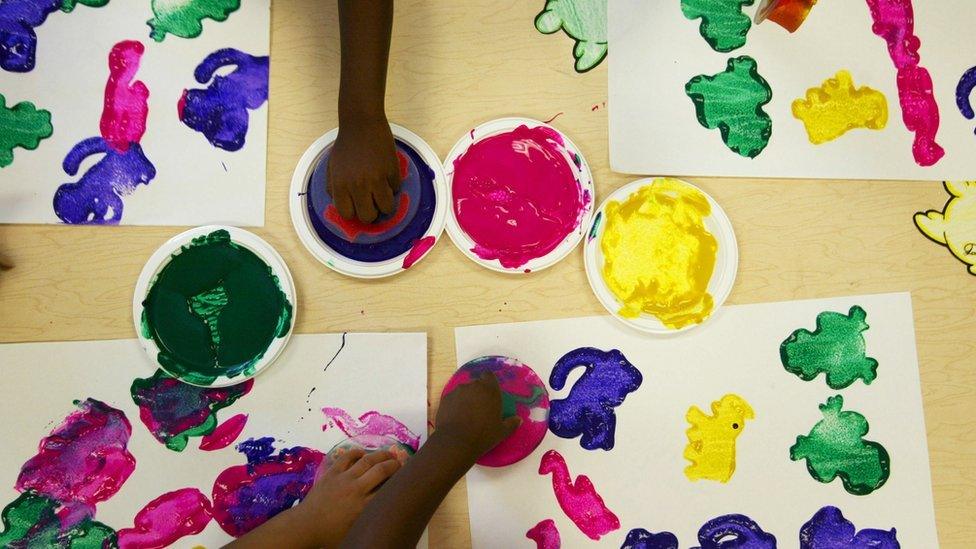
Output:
[
  {"xmin": 141, "ymin": 229, "xmax": 292, "ymax": 386},
  {"xmin": 780, "ymin": 305, "xmax": 878, "ymax": 389},
  {"xmin": 790, "ymin": 395, "xmax": 890, "ymax": 496}
]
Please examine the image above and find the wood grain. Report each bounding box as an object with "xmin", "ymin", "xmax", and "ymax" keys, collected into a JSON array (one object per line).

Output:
[{"xmin": 0, "ymin": 1, "xmax": 973, "ymax": 546}]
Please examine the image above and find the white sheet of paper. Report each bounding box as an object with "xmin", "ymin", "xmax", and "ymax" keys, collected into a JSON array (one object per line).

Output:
[
  {"xmin": 0, "ymin": 1, "xmax": 269, "ymax": 225},
  {"xmin": 456, "ymin": 293, "xmax": 936, "ymax": 548},
  {"xmin": 0, "ymin": 333, "xmax": 428, "ymax": 548},
  {"xmin": 609, "ymin": 1, "xmax": 976, "ymax": 181}
]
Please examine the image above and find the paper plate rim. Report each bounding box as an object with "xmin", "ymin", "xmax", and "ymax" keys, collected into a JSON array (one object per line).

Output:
[
  {"xmin": 132, "ymin": 225, "xmax": 297, "ymax": 388},
  {"xmin": 443, "ymin": 117, "xmax": 596, "ymax": 274},
  {"xmin": 289, "ymin": 124, "xmax": 448, "ymax": 279},
  {"xmin": 583, "ymin": 177, "xmax": 739, "ymax": 335}
]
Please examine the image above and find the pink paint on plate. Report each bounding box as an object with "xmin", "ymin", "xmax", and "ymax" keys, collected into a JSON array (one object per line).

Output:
[
  {"xmin": 200, "ymin": 413, "xmax": 249, "ymax": 451},
  {"xmin": 117, "ymin": 488, "xmax": 213, "ymax": 549},
  {"xmin": 402, "ymin": 236, "xmax": 436, "ymax": 269},
  {"xmin": 321, "ymin": 407, "xmax": 421, "ymax": 451},
  {"xmin": 539, "ymin": 450, "xmax": 619, "ymax": 540},
  {"xmin": 451, "ymin": 124, "xmax": 588, "ymax": 269},
  {"xmin": 527, "ymin": 518, "xmax": 561, "ymax": 549}
]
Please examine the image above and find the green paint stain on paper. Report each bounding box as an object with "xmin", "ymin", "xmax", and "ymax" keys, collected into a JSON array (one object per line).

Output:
[
  {"xmin": 686, "ymin": 56, "xmax": 773, "ymax": 158},
  {"xmin": 681, "ymin": 0, "xmax": 755, "ymax": 52},
  {"xmin": 0, "ymin": 492, "xmax": 116, "ymax": 548},
  {"xmin": 535, "ymin": 0, "xmax": 608, "ymax": 73},
  {"xmin": 0, "ymin": 94, "xmax": 53, "ymax": 168},
  {"xmin": 148, "ymin": 0, "xmax": 241, "ymax": 42},
  {"xmin": 790, "ymin": 395, "xmax": 890, "ymax": 496},
  {"xmin": 781, "ymin": 305, "xmax": 878, "ymax": 389},
  {"xmin": 61, "ymin": 0, "xmax": 110, "ymax": 13},
  {"xmin": 141, "ymin": 229, "xmax": 292, "ymax": 386}
]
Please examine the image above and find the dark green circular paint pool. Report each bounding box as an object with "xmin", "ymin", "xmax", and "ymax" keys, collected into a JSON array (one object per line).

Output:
[{"xmin": 141, "ymin": 229, "xmax": 293, "ymax": 386}]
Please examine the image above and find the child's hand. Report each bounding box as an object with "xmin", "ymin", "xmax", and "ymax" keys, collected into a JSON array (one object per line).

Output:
[
  {"xmin": 327, "ymin": 118, "xmax": 400, "ymax": 223},
  {"xmin": 295, "ymin": 448, "xmax": 402, "ymax": 548},
  {"xmin": 435, "ymin": 372, "xmax": 522, "ymax": 460}
]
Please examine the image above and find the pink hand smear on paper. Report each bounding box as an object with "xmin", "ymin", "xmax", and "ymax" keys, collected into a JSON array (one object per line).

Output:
[
  {"xmin": 116, "ymin": 488, "xmax": 213, "ymax": 549},
  {"xmin": 539, "ymin": 450, "xmax": 619, "ymax": 540},
  {"xmin": 100, "ymin": 40, "xmax": 149, "ymax": 153},
  {"xmin": 322, "ymin": 407, "xmax": 420, "ymax": 451},
  {"xmin": 200, "ymin": 413, "xmax": 249, "ymax": 451},
  {"xmin": 15, "ymin": 399, "xmax": 136, "ymax": 525},
  {"xmin": 865, "ymin": 0, "xmax": 944, "ymax": 166},
  {"xmin": 526, "ymin": 518, "xmax": 561, "ymax": 549}
]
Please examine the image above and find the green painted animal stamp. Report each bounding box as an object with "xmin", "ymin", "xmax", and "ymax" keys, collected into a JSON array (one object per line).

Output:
[{"xmin": 781, "ymin": 305, "xmax": 879, "ymax": 389}]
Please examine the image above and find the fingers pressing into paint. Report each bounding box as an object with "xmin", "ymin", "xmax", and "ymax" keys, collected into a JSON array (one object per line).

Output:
[
  {"xmin": 436, "ymin": 370, "xmax": 524, "ymax": 460},
  {"xmin": 327, "ymin": 119, "xmax": 400, "ymax": 223}
]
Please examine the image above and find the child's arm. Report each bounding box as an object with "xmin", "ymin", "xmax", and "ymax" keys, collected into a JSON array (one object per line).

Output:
[
  {"xmin": 225, "ymin": 448, "xmax": 401, "ymax": 549},
  {"xmin": 341, "ymin": 373, "xmax": 521, "ymax": 548},
  {"xmin": 327, "ymin": 0, "xmax": 401, "ymax": 224}
]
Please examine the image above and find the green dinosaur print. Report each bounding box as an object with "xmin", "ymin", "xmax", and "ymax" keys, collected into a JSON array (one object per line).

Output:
[{"xmin": 781, "ymin": 305, "xmax": 879, "ymax": 389}]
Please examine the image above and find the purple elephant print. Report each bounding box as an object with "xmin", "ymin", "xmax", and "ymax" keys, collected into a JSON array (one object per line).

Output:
[
  {"xmin": 0, "ymin": 0, "xmax": 61, "ymax": 72},
  {"xmin": 53, "ymin": 137, "xmax": 156, "ymax": 225},
  {"xmin": 178, "ymin": 48, "xmax": 269, "ymax": 152}
]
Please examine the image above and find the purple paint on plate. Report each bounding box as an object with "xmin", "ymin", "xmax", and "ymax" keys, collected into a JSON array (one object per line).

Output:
[
  {"xmin": 178, "ymin": 48, "xmax": 269, "ymax": 151},
  {"xmin": 622, "ymin": 528, "xmax": 679, "ymax": 549},
  {"xmin": 211, "ymin": 437, "xmax": 324, "ymax": 537},
  {"xmin": 442, "ymin": 356, "xmax": 550, "ymax": 467},
  {"xmin": 548, "ymin": 348, "xmax": 642, "ymax": 451},
  {"xmin": 306, "ymin": 139, "xmax": 437, "ymax": 263},
  {"xmin": 52, "ymin": 137, "xmax": 156, "ymax": 225},
  {"xmin": 800, "ymin": 506, "xmax": 899, "ymax": 548},
  {"xmin": 694, "ymin": 514, "xmax": 776, "ymax": 549}
]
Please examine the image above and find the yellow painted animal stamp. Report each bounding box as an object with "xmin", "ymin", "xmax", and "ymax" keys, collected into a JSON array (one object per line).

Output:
[
  {"xmin": 792, "ymin": 70, "xmax": 888, "ymax": 144},
  {"xmin": 684, "ymin": 394, "xmax": 754, "ymax": 483},
  {"xmin": 914, "ymin": 181, "xmax": 976, "ymax": 276}
]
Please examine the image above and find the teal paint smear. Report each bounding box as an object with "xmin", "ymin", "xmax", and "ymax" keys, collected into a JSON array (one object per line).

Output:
[
  {"xmin": 148, "ymin": 0, "xmax": 241, "ymax": 42},
  {"xmin": 780, "ymin": 305, "xmax": 879, "ymax": 389},
  {"xmin": 681, "ymin": 0, "xmax": 755, "ymax": 53},
  {"xmin": 535, "ymin": 0, "xmax": 608, "ymax": 73},
  {"xmin": 686, "ymin": 56, "xmax": 773, "ymax": 158},
  {"xmin": 61, "ymin": 0, "xmax": 110, "ymax": 13},
  {"xmin": 141, "ymin": 229, "xmax": 292, "ymax": 386}
]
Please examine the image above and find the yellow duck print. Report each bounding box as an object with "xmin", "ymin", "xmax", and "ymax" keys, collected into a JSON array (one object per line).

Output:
[
  {"xmin": 684, "ymin": 394, "xmax": 754, "ymax": 483},
  {"xmin": 914, "ymin": 181, "xmax": 976, "ymax": 276}
]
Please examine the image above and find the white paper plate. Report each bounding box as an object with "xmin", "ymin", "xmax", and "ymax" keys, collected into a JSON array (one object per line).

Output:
[
  {"xmin": 133, "ymin": 225, "xmax": 297, "ymax": 387},
  {"xmin": 584, "ymin": 178, "xmax": 738, "ymax": 334},
  {"xmin": 289, "ymin": 124, "xmax": 448, "ymax": 279},
  {"xmin": 443, "ymin": 117, "xmax": 596, "ymax": 274}
]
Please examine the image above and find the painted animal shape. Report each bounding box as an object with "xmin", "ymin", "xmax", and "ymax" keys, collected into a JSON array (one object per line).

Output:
[
  {"xmin": 694, "ymin": 514, "xmax": 777, "ymax": 549},
  {"xmin": 101, "ymin": 40, "xmax": 149, "ymax": 152},
  {"xmin": 684, "ymin": 394, "xmax": 754, "ymax": 483},
  {"xmin": 534, "ymin": 0, "xmax": 607, "ymax": 73},
  {"xmin": 179, "ymin": 48, "xmax": 269, "ymax": 151},
  {"xmin": 539, "ymin": 450, "xmax": 619, "ymax": 540},
  {"xmin": 0, "ymin": 0, "xmax": 61, "ymax": 72},
  {"xmin": 53, "ymin": 137, "xmax": 156, "ymax": 224},
  {"xmin": 548, "ymin": 347, "xmax": 642, "ymax": 451},
  {"xmin": 800, "ymin": 506, "xmax": 900, "ymax": 549},
  {"xmin": 914, "ymin": 181, "xmax": 976, "ymax": 275}
]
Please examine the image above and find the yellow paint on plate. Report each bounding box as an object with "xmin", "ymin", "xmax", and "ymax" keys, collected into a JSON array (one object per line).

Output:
[
  {"xmin": 684, "ymin": 394, "xmax": 755, "ymax": 483},
  {"xmin": 600, "ymin": 178, "xmax": 717, "ymax": 328},
  {"xmin": 792, "ymin": 70, "xmax": 888, "ymax": 144}
]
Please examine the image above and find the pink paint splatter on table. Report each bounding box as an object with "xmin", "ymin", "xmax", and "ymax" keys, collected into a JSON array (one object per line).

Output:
[
  {"xmin": 321, "ymin": 407, "xmax": 420, "ymax": 451},
  {"xmin": 865, "ymin": 0, "xmax": 944, "ymax": 166},
  {"xmin": 100, "ymin": 40, "xmax": 149, "ymax": 152},
  {"xmin": 539, "ymin": 450, "xmax": 619, "ymax": 540},
  {"xmin": 527, "ymin": 518, "xmax": 562, "ymax": 549},
  {"xmin": 451, "ymin": 124, "xmax": 589, "ymax": 269},
  {"xmin": 16, "ymin": 398, "xmax": 136, "ymax": 524},
  {"xmin": 116, "ymin": 488, "xmax": 213, "ymax": 549},
  {"xmin": 200, "ymin": 413, "xmax": 249, "ymax": 451}
]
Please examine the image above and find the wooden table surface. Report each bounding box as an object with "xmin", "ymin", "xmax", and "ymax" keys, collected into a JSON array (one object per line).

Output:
[{"xmin": 1, "ymin": 1, "xmax": 973, "ymax": 547}]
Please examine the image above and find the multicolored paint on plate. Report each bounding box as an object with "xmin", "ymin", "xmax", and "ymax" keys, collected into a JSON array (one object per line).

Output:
[
  {"xmin": 325, "ymin": 434, "xmax": 414, "ymax": 469},
  {"xmin": 445, "ymin": 118, "xmax": 594, "ymax": 273},
  {"xmin": 135, "ymin": 226, "xmax": 296, "ymax": 387},
  {"xmin": 290, "ymin": 125, "xmax": 447, "ymax": 277},
  {"xmin": 584, "ymin": 178, "xmax": 738, "ymax": 334},
  {"xmin": 442, "ymin": 356, "xmax": 550, "ymax": 467}
]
